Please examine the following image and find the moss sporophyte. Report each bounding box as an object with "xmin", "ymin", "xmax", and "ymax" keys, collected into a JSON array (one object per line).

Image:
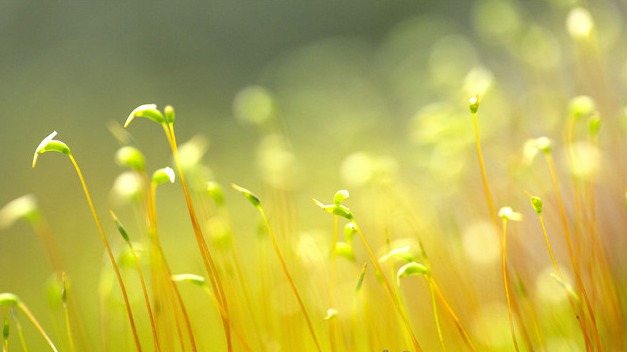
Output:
[{"xmin": 2, "ymin": 87, "xmax": 625, "ymax": 351}]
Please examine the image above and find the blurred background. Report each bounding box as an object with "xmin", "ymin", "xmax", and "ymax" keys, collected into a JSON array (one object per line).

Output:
[{"xmin": 1, "ymin": 1, "xmax": 627, "ymax": 350}]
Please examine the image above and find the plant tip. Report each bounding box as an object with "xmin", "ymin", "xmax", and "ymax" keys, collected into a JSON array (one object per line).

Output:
[
  {"xmin": 397, "ymin": 262, "xmax": 429, "ymax": 286},
  {"xmin": 164, "ymin": 105, "xmax": 176, "ymax": 124},
  {"xmin": 172, "ymin": 273, "xmax": 207, "ymax": 287},
  {"xmin": 0, "ymin": 194, "xmax": 39, "ymax": 230},
  {"xmin": 152, "ymin": 167, "xmax": 176, "ymax": 185},
  {"xmin": 529, "ymin": 195, "xmax": 543, "ymax": 214},
  {"xmin": 206, "ymin": 181, "xmax": 225, "ymax": 206},
  {"xmin": 115, "ymin": 146, "xmax": 146, "ymax": 172},
  {"xmin": 0, "ymin": 293, "xmax": 19, "ymax": 307},
  {"xmin": 568, "ymin": 95, "xmax": 596, "ymax": 119},
  {"xmin": 324, "ymin": 308, "xmax": 338, "ymax": 320},
  {"xmin": 469, "ymin": 95, "xmax": 480, "ymax": 114},
  {"xmin": 333, "ymin": 190, "xmax": 350, "ymax": 205},
  {"xmin": 32, "ymin": 131, "xmax": 71, "ymax": 168},
  {"xmin": 124, "ymin": 104, "xmax": 164, "ymax": 128},
  {"xmin": 498, "ymin": 207, "xmax": 523, "ymax": 221},
  {"xmin": 231, "ymin": 183, "xmax": 261, "ymax": 207}
]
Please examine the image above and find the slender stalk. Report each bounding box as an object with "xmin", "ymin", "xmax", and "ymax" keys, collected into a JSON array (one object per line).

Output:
[
  {"xmin": 60, "ymin": 273, "xmax": 76, "ymax": 352},
  {"xmin": 110, "ymin": 211, "xmax": 161, "ymax": 351},
  {"xmin": 470, "ymin": 106, "xmax": 498, "ymax": 228},
  {"xmin": 428, "ymin": 278, "xmax": 446, "ymax": 352},
  {"xmin": 173, "ymin": 277, "xmax": 253, "ymax": 352},
  {"xmin": 501, "ymin": 218, "xmax": 520, "ymax": 352},
  {"xmin": 147, "ymin": 179, "xmax": 196, "ymax": 351},
  {"xmin": 257, "ymin": 206, "xmax": 322, "ymax": 352},
  {"xmin": 13, "ymin": 311, "xmax": 27, "ymax": 352},
  {"xmin": 66, "ymin": 154, "xmax": 142, "ymax": 352},
  {"xmin": 431, "ymin": 281, "xmax": 476, "ymax": 351},
  {"xmin": 162, "ymin": 121, "xmax": 232, "ymax": 351},
  {"xmin": 352, "ymin": 222, "xmax": 422, "ymax": 352},
  {"xmin": 544, "ymin": 153, "xmax": 602, "ymax": 350},
  {"xmin": 536, "ymin": 210, "xmax": 592, "ymax": 349},
  {"xmin": 16, "ymin": 303, "xmax": 58, "ymax": 352},
  {"xmin": 329, "ymin": 215, "xmax": 339, "ymax": 352}
]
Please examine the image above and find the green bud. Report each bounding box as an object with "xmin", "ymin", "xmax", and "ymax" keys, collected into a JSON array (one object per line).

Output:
[
  {"xmin": 171, "ymin": 274, "xmax": 207, "ymax": 288},
  {"xmin": 331, "ymin": 204, "xmax": 353, "ymax": 220},
  {"xmin": 0, "ymin": 293, "xmax": 19, "ymax": 307},
  {"xmin": 110, "ymin": 211, "xmax": 130, "ymax": 242},
  {"xmin": 206, "ymin": 182, "xmax": 225, "ymax": 207},
  {"xmin": 535, "ymin": 136, "xmax": 552, "ymax": 154},
  {"xmin": 152, "ymin": 167, "xmax": 175, "ymax": 185},
  {"xmin": 115, "ymin": 146, "xmax": 145, "ymax": 172},
  {"xmin": 0, "ymin": 194, "xmax": 40, "ymax": 230},
  {"xmin": 312, "ymin": 199, "xmax": 353, "ymax": 220},
  {"xmin": 124, "ymin": 104, "xmax": 164, "ymax": 128},
  {"xmin": 379, "ymin": 246, "xmax": 415, "ymax": 264},
  {"xmin": 335, "ymin": 242, "xmax": 355, "ymax": 261},
  {"xmin": 588, "ymin": 113, "xmax": 601, "ymax": 137},
  {"xmin": 468, "ymin": 95, "xmax": 480, "ymax": 114},
  {"xmin": 118, "ymin": 245, "xmax": 140, "ymax": 269},
  {"xmin": 231, "ymin": 184, "xmax": 261, "ymax": 208},
  {"xmin": 355, "ymin": 263, "xmax": 368, "ymax": 292},
  {"xmin": 344, "ymin": 222, "xmax": 357, "ymax": 241},
  {"xmin": 568, "ymin": 95, "xmax": 596, "ymax": 119},
  {"xmin": 397, "ymin": 262, "xmax": 429, "ymax": 286},
  {"xmin": 45, "ymin": 274, "xmax": 63, "ymax": 309},
  {"xmin": 333, "ymin": 190, "xmax": 349, "ymax": 205},
  {"xmin": 530, "ymin": 196, "xmax": 543, "ymax": 214},
  {"xmin": 3, "ymin": 319, "xmax": 8, "ymax": 340},
  {"xmin": 61, "ymin": 273, "xmax": 68, "ymax": 305},
  {"xmin": 164, "ymin": 105, "xmax": 176, "ymax": 124},
  {"xmin": 32, "ymin": 131, "xmax": 72, "ymax": 168}
]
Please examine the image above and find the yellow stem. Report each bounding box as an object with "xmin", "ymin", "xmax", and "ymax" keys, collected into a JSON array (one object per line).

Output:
[
  {"xmin": 115, "ymin": 216, "xmax": 161, "ymax": 351},
  {"xmin": 545, "ymin": 154, "xmax": 602, "ymax": 350},
  {"xmin": 428, "ymin": 278, "xmax": 446, "ymax": 352},
  {"xmin": 60, "ymin": 273, "xmax": 76, "ymax": 352},
  {"xmin": 148, "ymin": 180, "xmax": 196, "ymax": 351},
  {"xmin": 67, "ymin": 154, "xmax": 142, "ymax": 352},
  {"xmin": 538, "ymin": 213, "xmax": 592, "ymax": 348},
  {"xmin": 329, "ymin": 215, "xmax": 339, "ymax": 352},
  {"xmin": 352, "ymin": 221, "xmax": 423, "ymax": 352},
  {"xmin": 163, "ymin": 122, "xmax": 232, "ymax": 351},
  {"xmin": 431, "ymin": 281, "xmax": 476, "ymax": 352},
  {"xmin": 471, "ymin": 112, "xmax": 497, "ymax": 228},
  {"xmin": 501, "ymin": 219, "xmax": 520, "ymax": 352},
  {"xmin": 17, "ymin": 303, "xmax": 58, "ymax": 352},
  {"xmin": 258, "ymin": 207, "xmax": 322, "ymax": 352}
]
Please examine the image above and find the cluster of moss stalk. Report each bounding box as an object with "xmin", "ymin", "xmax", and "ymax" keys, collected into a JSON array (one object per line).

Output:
[{"xmin": 0, "ymin": 96, "xmax": 625, "ymax": 351}]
